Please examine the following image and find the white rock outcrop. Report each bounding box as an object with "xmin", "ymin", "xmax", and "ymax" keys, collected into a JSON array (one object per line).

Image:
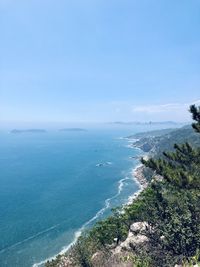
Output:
[{"xmin": 114, "ymin": 222, "xmax": 148, "ymax": 254}]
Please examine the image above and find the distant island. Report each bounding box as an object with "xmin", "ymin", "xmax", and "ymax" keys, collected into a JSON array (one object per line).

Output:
[
  {"xmin": 59, "ymin": 128, "xmax": 87, "ymax": 132},
  {"xmin": 10, "ymin": 129, "xmax": 47, "ymax": 134}
]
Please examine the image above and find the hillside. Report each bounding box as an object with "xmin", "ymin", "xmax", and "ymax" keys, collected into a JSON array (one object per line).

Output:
[{"xmin": 128, "ymin": 125, "xmax": 200, "ymax": 156}]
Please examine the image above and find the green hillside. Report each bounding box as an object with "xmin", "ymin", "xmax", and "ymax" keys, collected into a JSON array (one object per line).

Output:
[{"xmin": 129, "ymin": 125, "xmax": 200, "ymax": 157}]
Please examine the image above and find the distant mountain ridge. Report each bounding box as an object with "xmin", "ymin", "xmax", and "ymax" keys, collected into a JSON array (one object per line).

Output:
[{"xmin": 109, "ymin": 121, "xmax": 186, "ymax": 125}]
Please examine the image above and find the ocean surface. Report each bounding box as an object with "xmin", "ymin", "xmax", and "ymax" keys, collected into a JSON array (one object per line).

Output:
[{"xmin": 0, "ymin": 125, "xmax": 173, "ymax": 267}]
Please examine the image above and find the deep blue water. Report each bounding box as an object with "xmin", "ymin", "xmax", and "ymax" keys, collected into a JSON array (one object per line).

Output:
[{"xmin": 0, "ymin": 126, "xmax": 159, "ymax": 267}]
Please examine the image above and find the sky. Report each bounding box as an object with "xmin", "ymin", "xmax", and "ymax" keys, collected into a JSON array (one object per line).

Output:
[{"xmin": 0, "ymin": 0, "xmax": 200, "ymax": 124}]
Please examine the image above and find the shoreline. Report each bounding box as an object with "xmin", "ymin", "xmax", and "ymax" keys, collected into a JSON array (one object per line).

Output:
[
  {"xmin": 40, "ymin": 165, "xmax": 148, "ymax": 267},
  {"xmin": 127, "ymin": 164, "xmax": 148, "ymax": 205},
  {"xmin": 34, "ymin": 174, "xmax": 143, "ymax": 267},
  {"xmin": 133, "ymin": 164, "xmax": 148, "ymax": 190},
  {"xmin": 39, "ymin": 142, "xmax": 148, "ymax": 267},
  {"xmin": 41, "ymin": 163, "xmax": 149, "ymax": 267}
]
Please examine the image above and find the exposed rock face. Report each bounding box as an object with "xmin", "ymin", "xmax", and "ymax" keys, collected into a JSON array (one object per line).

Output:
[
  {"xmin": 52, "ymin": 220, "xmax": 198, "ymax": 267},
  {"xmin": 89, "ymin": 222, "xmax": 149, "ymax": 267},
  {"xmin": 90, "ymin": 251, "xmax": 133, "ymax": 267},
  {"xmin": 133, "ymin": 166, "xmax": 148, "ymax": 188},
  {"xmin": 114, "ymin": 222, "xmax": 149, "ymax": 254}
]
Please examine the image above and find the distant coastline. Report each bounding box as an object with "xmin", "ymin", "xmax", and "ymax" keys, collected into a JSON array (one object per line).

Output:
[{"xmin": 108, "ymin": 121, "xmax": 185, "ymax": 126}]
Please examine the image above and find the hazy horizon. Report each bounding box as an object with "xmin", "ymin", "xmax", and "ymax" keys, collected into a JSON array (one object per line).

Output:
[
  {"xmin": 1, "ymin": 1, "xmax": 200, "ymax": 123},
  {"xmin": 0, "ymin": 120, "xmax": 188, "ymax": 133}
]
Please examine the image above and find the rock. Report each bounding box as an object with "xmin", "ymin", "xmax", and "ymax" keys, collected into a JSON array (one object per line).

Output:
[
  {"xmin": 91, "ymin": 251, "xmax": 106, "ymax": 266},
  {"xmin": 130, "ymin": 222, "xmax": 148, "ymax": 234},
  {"xmin": 114, "ymin": 222, "xmax": 149, "ymax": 254},
  {"xmin": 58, "ymin": 255, "xmax": 74, "ymax": 267}
]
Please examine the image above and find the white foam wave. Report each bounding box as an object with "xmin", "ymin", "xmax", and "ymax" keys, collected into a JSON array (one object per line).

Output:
[
  {"xmin": 126, "ymin": 164, "xmax": 145, "ymax": 205},
  {"xmin": 127, "ymin": 138, "xmax": 139, "ymax": 142},
  {"xmin": 32, "ymin": 229, "xmax": 83, "ymax": 267},
  {"xmin": 116, "ymin": 137, "xmax": 125, "ymax": 140},
  {"xmin": 118, "ymin": 177, "xmax": 129, "ymax": 193},
  {"xmin": 3, "ymin": 167, "xmax": 140, "ymax": 267},
  {"xmin": 33, "ymin": 176, "xmax": 132, "ymax": 267},
  {"xmin": 78, "ymin": 177, "xmax": 130, "ymax": 229}
]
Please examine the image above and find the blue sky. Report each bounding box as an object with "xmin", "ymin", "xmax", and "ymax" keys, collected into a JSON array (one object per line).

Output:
[{"xmin": 0, "ymin": 0, "xmax": 200, "ymax": 123}]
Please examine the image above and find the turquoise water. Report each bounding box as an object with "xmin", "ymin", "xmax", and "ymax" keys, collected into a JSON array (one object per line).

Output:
[{"xmin": 0, "ymin": 128, "xmax": 143, "ymax": 267}]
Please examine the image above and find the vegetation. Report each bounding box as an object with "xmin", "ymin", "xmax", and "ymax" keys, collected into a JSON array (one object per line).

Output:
[
  {"xmin": 130, "ymin": 124, "xmax": 200, "ymax": 156},
  {"xmin": 127, "ymin": 128, "xmax": 176, "ymax": 139},
  {"xmin": 46, "ymin": 105, "xmax": 200, "ymax": 267}
]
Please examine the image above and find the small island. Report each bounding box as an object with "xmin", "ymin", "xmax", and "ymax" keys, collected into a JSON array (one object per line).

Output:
[{"xmin": 10, "ymin": 129, "xmax": 47, "ymax": 134}]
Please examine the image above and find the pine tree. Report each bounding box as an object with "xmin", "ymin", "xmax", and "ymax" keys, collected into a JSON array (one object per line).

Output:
[
  {"xmin": 141, "ymin": 105, "xmax": 200, "ymax": 190},
  {"xmin": 140, "ymin": 105, "xmax": 200, "ymax": 258},
  {"xmin": 190, "ymin": 104, "xmax": 200, "ymax": 133}
]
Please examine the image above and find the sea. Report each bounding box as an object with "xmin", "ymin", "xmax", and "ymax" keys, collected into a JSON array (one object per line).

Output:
[{"xmin": 0, "ymin": 124, "xmax": 177, "ymax": 267}]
